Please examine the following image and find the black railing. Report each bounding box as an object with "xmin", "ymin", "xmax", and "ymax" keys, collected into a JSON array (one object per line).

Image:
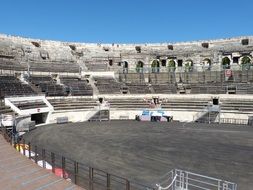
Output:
[{"xmin": 0, "ymin": 127, "xmax": 155, "ymax": 190}]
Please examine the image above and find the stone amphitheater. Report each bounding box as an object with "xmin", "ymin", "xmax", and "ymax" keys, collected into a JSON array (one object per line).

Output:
[
  {"xmin": 0, "ymin": 34, "xmax": 253, "ymax": 72},
  {"xmin": 1, "ymin": 34, "xmax": 253, "ymax": 190}
]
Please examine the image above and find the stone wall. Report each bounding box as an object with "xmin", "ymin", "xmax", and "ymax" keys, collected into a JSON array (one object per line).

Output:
[{"xmin": 0, "ymin": 34, "xmax": 252, "ymax": 73}]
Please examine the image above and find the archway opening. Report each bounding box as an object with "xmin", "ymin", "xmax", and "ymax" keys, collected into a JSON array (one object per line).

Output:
[
  {"xmin": 184, "ymin": 59, "xmax": 193, "ymax": 71},
  {"xmin": 203, "ymin": 58, "xmax": 211, "ymax": 70},
  {"xmin": 109, "ymin": 59, "xmax": 113, "ymax": 66},
  {"xmin": 161, "ymin": 60, "xmax": 167, "ymax": 67},
  {"xmin": 222, "ymin": 57, "xmax": 231, "ymax": 69},
  {"xmin": 177, "ymin": 60, "xmax": 183, "ymax": 67},
  {"xmin": 151, "ymin": 59, "xmax": 160, "ymax": 73},
  {"xmin": 136, "ymin": 61, "xmax": 144, "ymax": 73},
  {"xmin": 168, "ymin": 60, "xmax": 176, "ymax": 72},
  {"xmin": 123, "ymin": 61, "xmax": 128, "ymax": 73},
  {"xmin": 123, "ymin": 61, "xmax": 128, "ymax": 68},
  {"xmin": 241, "ymin": 56, "xmax": 251, "ymax": 70}
]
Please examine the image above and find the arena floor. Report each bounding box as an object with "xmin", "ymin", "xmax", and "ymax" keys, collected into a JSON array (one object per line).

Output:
[{"xmin": 24, "ymin": 121, "xmax": 253, "ymax": 190}]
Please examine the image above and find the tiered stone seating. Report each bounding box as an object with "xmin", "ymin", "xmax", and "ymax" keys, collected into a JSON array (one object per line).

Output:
[
  {"xmin": 85, "ymin": 62, "xmax": 107, "ymax": 71},
  {"xmin": 0, "ymin": 59, "xmax": 26, "ymax": 71},
  {"xmin": 149, "ymin": 72, "xmax": 178, "ymax": 84},
  {"xmin": 236, "ymin": 83, "xmax": 253, "ymax": 94},
  {"xmin": 0, "ymin": 75, "xmax": 36, "ymax": 98},
  {"xmin": 49, "ymin": 98, "xmax": 97, "ymax": 110},
  {"xmin": 125, "ymin": 83, "xmax": 151, "ymax": 94},
  {"xmin": 29, "ymin": 75, "xmax": 67, "ymax": 96},
  {"xmin": 12, "ymin": 100, "xmax": 47, "ymax": 110},
  {"xmin": 29, "ymin": 60, "xmax": 79, "ymax": 73},
  {"xmin": 94, "ymin": 76, "xmax": 121, "ymax": 94},
  {"xmin": 108, "ymin": 98, "xmax": 149, "ymax": 109},
  {"xmin": 50, "ymin": 98, "xmax": 149, "ymax": 110},
  {"xmin": 152, "ymin": 84, "xmax": 177, "ymax": 94},
  {"xmin": 48, "ymin": 96, "xmax": 253, "ymax": 115},
  {"xmin": 60, "ymin": 77, "xmax": 93, "ymax": 96},
  {"xmin": 119, "ymin": 73, "xmax": 146, "ymax": 83},
  {"xmin": 190, "ymin": 82, "xmax": 227, "ymax": 94},
  {"xmin": 162, "ymin": 99, "xmax": 209, "ymax": 111},
  {"xmin": 0, "ymin": 101, "xmax": 13, "ymax": 114},
  {"xmin": 106, "ymin": 98, "xmax": 210, "ymax": 111},
  {"xmin": 221, "ymin": 99, "xmax": 253, "ymax": 113}
]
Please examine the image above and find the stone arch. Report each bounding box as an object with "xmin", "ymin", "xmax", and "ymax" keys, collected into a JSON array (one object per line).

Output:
[
  {"xmin": 136, "ymin": 60, "xmax": 144, "ymax": 73},
  {"xmin": 184, "ymin": 59, "xmax": 194, "ymax": 71},
  {"xmin": 137, "ymin": 60, "xmax": 144, "ymax": 67},
  {"xmin": 203, "ymin": 58, "xmax": 212, "ymax": 70},
  {"xmin": 203, "ymin": 58, "xmax": 211, "ymax": 65},
  {"xmin": 122, "ymin": 61, "xmax": 128, "ymax": 73},
  {"xmin": 167, "ymin": 59, "xmax": 176, "ymax": 72},
  {"xmin": 240, "ymin": 56, "xmax": 251, "ymax": 64},
  {"xmin": 151, "ymin": 59, "xmax": 160, "ymax": 73},
  {"xmin": 123, "ymin": 61, "xmax": 129, "ymax": 68},
  {"xmin": 184, "ymin": 59, "xmax": 193, "ymax": 66},
  {"xmin": 40, "ymin": 50, "xmax": 49, "ymax": 60},
  {"xmin": 240, "ymin": 56, "xmax": 252, "ymax": 70},
  {"xmin": 222, "ymin": 57, "xmax": 231, "ymax": 69}
]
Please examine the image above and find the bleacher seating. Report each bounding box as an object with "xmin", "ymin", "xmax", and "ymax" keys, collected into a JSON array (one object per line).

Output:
[
  {"xmin": 221, "ymin": 99, "xmax": 253, "ymax": 113},
  {"xmin": 85, "ymin": 62, "xmax": 107, "ymax": 71},
  {"xmin": 162, "ymin": 99, "xmax": 209, "ymax": 111},
  {"xmin": 152, "ymin": 84, "xmax": 177, "ymax": 94},
  {"xmin": 29, "ymin": 75, "xmax": 67, "ymax": 96},
  {"xmin": 149, "ymin": 73, "xmax": 176, "ymax": 84},
  {"xmin": 108, "ymin": 98, "xmax": 149, "ymax": 109},
  {"xmin": 12, "ymin": 100, "xmax": 47, "ymax": 110},
  {"xmin": 48, "ymin": 98, "xmax": 97, "ymax": 110},
  {"xmin": 29, "ymin": 60, "xmax": 80, "ymax": 73},
  {"xmin": 94, "ymin": 76, "xmax": 121, "ymax": 94},
  {"xmin": 125, "ymin": 83, "xmax": 151, "ymax": 94},
  {"xmin": 0, "ymin": 75, "xmax": 36, "ymax": 98},
  {"xmin": 0, "ymin": 100, "xmax": 13, "ymax": 115},
  {"xmin": 119, "ymin": 73, "xmax": 146, "ymax": 83},
  {"xmin": 0, "ymin": 59, "xmax": 26, "ymax": 71},
  {"xmin": 190, "ymin": 82, "xmax": 227, "ymax": 94},
  {"xmin": 83, "ymin": 97, "xmax": 210, "ymax": 111},
  {"xmin": 60, "ymin": 76, "xmax": 93, "ymax": 96},
  {"xmin": 236, "ymin": 83, "xmax": 253, "ymax": 94},
  {"xmin": 48, "ymin": 96, "xmax": 253, "ymax": 116}
]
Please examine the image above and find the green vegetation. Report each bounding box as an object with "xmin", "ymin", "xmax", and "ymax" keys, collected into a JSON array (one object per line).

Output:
[
  {"xmin": 151, "ymin": 59, "xmax": 160, "ymax": 73},
  {"xmin": 168, "ymin": 59, "xmax": 176, "ymax": 72},
  {"xmin": 185, "ymin": 60, "xmax": 193, "ymax": 71},
  {"xmin": 241, "ymin": 56, "xmax": 251, "ymax": 70},
  {"xmin": 241, "ymin": 56, "xmax": 251, "ymax": 64},
  {"xmin": 136, "ymin": 61, "xmax": 144, "ymax": 73},
  {"xmin": 222, "ymin": 57, "xmax": 230, "ymax": 69}
]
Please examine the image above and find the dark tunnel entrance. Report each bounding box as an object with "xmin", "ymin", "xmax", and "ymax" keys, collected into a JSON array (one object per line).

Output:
[{"xmin": 31, "ymin": 112, "xmax": 48, "ymax": 125}]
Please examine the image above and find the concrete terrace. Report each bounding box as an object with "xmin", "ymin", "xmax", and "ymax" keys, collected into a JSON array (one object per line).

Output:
[{"xmin": 0, "ymin": 135, "xmax": 84, "ymax": 190}]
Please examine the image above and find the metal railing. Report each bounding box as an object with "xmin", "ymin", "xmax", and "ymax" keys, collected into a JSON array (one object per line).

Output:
[
  {"xmin": 219, "ymin": 118, "xmax": 249, "ymax": 125},
  {"xmin": 156, "ymin": 169, "xmax": 237, "ymax": 190},
  {"xmin": 119, "ymin": 65, "xmax": 253, "ymax": 74},
  {"xmin": 194, "ymin": 116, "xmax": 250, "ymax": 126},
  {"xmin": 193, "ymin": 107, "xmax": 209, "ymax": 122},
  {"xmin": 119, "ymin": 70, "xmax": 253, "ymax": 84},
  {"xmin": 0, "ymin": 127, "xmax": 155, "ymax": 190}
]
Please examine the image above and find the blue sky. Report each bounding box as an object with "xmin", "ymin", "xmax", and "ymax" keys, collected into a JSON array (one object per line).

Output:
[{"xmin": 0, "ymin": 0, "xmax": 252, "ymax": 43}]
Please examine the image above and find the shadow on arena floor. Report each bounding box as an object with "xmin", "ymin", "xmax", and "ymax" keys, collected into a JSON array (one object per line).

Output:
[{"xmin": 24, "ymin": 120, "xmax": 253, "ymax": 190}]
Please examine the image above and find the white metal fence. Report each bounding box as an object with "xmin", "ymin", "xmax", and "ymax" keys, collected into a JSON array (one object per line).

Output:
[{"xmin": 155, "ymin": 169, "xmax": 237, "ymax": 190}]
